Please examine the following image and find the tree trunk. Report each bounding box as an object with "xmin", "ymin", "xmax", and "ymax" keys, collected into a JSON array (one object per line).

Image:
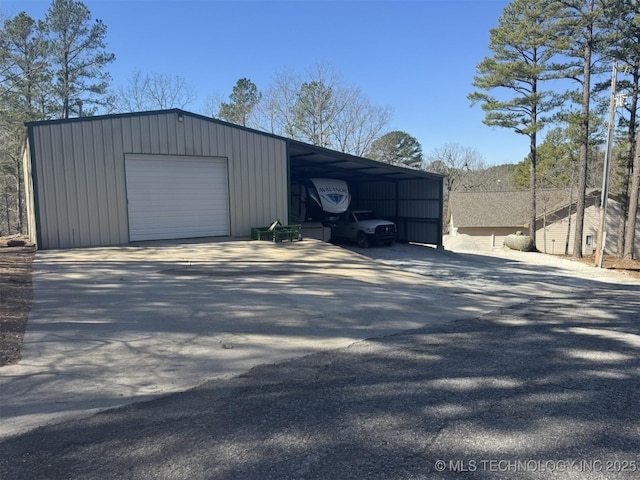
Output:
[
  {"xmin": 617, "ymin": 166, "xmax": 630, "ymax": 255},
  {"xmin": 529, "ymin": 141, "xmax": 537, "ymax": 243},
  {"xmin": 573, "ymin": 129, "xmax": 590, "ymax": 258},
  {"xmin": 573, "ymin": 1, "xmax": 594, "ymax": 259},
  {"xmin": 529, "ymin": 83, "xmax": 537, "ymax": 245},
  {"xmin": 618, "ymin": 81, "xmax": 638, "ymax": 255},
  {"xmin": 565, "ymin": 184, "xmax": 573, "ymax": 255},
  {"xmin": 3, "ymin": 177, "xmax": 11, "ymax": 234},
  {"xmin": 623, "ymin": 128, "xmax": 640, "ymax": 259}
]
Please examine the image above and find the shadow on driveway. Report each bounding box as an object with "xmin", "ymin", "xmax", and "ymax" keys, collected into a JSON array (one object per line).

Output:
[
  {"xmin": 3, "ymin": 239, "xmax": 529, "ymax": 439},
  {"xmin": 1, "ymin": 286, "xmax": 638, "ymax": 479}
]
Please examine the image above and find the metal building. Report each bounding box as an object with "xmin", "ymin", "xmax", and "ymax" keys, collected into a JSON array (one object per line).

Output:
[{"xmin": 23, "ymin": 109, "xmax": 443, "ymax": 250}]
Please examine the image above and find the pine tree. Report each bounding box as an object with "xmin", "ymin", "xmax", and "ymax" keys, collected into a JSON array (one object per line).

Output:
[
  {"xmin": 469, "ymin": 0, "xmax": 564, "ymax": 243},
  {"xmin": 0, "ymin": 12, "xmax": 50, "ymax": 233},
  {"xmin": 600, "ymin": 0, "xmax": 640, "ymax": 259},
  {"xmin": 555, "ymin": 0, "xmax": 608, "ymax": 258},
  {"xmin": 44, "ymin": 0, "xmax": 115, "ymax": 118},
  {"xmin": 368, "ymin": 131, "xmax": 424, "ymax": 168},
  {"xmin": 218, "ymin": 78, "xmax": 261, "ymax": 127}
]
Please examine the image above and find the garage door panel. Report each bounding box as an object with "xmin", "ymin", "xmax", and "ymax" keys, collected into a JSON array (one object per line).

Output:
[
  {"xmin": 125, "ymin": 155, "xmax": 230, "ymax": 242},
  {"xmin": 127, "ymin": 197, "xmax": 227, "ymax": 210},
  {"xmin": 128, "ymin": 214, "xmax": 229, "ymax": 229},
  {"xmin": 129, "ymin": 225, "xmax": 228, "ymax": 240}
]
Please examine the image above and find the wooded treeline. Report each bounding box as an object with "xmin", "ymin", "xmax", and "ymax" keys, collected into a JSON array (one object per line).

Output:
[
  {"xmin": 469, "ymin": 0, "xmax": 640, "ymax": 258},
  {"xmin": 0, "ymin": 0, "xmax": 114, "ymax": 236},
  {"xmin": 1, "ymin": 0, "xmax": 639, "ymax": 259}
]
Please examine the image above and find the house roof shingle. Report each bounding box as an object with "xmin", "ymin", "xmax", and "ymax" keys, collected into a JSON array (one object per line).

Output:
[{"xmin": 449, "ymin": 189, "xmax": 593, "ymax": 228}]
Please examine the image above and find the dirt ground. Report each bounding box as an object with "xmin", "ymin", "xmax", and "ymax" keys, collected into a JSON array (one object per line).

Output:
[
  {"xmin": 571, "ymin": 254, "xmax": 640, "ymax": 278},
  {"xmin": 0, "ymin": 236, "xmax": 35, "ymax": 366},
  {"xmin": 595, "ymin": 255, "xmax": 640, "ymax": 275},
  {"xmin": 0, "ymin": 236, "xmax": 638, "ymax": 367}
]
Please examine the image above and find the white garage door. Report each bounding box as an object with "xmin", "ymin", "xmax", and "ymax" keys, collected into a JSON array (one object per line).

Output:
[{"xmin": 125, "ymin": 155, "xmax": 230, "ymax": 241}]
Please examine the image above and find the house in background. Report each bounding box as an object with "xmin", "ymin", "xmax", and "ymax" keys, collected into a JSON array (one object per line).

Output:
[{"xmin": 449, "ymin": 189, "xmax": 640, "ymax": 256}]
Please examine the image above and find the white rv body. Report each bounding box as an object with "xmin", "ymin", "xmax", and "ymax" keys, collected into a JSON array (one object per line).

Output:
[
  {"xmin": 308, "ymin": 178, "xmax": 351, "ymax": 214},
  {"xmin": 289, "ymin": 178, "xmax": 351, "ymax": 224}
]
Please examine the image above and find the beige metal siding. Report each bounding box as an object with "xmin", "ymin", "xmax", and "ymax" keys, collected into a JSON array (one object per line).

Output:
[{"xmin": 29, "ymin": 112, "xmax": 288, "ymax": 249}]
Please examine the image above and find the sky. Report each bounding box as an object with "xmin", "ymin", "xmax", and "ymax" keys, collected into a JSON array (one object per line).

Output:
[{"xmin": 4, "ymin": 0, "xmax": 529, "ymax": 166}]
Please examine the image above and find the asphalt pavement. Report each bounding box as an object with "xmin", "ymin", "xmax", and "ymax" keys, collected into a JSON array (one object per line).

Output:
[{"xmin": 1, "ymin": 239, "xmax": 639, "ymax": 479}]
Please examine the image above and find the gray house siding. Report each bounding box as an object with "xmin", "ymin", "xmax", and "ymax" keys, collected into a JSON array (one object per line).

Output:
[{"xmin": 26, "ymin": 111, "xmax": 288, "ymax": 249}]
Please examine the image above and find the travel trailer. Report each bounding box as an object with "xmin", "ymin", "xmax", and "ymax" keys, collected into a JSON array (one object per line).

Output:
[{"xmin": 290, "ymin": 178, "xmax": 351, "ymax": 226}]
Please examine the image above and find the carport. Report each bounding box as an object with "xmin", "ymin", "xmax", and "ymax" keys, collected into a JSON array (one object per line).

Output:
[
  {"xmin": 288, "ymin": 141, "xmax": 444, "ymax": 246},
  {"xmin": 23, "ymin": 109, "xmax": 443, "ymax": 249}
]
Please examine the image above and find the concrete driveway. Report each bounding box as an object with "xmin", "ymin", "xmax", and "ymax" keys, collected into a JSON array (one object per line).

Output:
[
  {"xmin": 1, "ymin": 239, "xmax": 639, "ymax": 479},
  {"xmin": 0, "ymin": 239, "xmax": 502, "ymax": 439},
  {"xmin": 1, "ymin": 239, "xmax": 638, "ymax": 441}
]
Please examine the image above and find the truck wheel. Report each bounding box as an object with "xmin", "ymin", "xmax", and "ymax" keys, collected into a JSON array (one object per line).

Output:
[{"xmin": 357, "ymin": 232, "xmax": 369, "ymax": 248}]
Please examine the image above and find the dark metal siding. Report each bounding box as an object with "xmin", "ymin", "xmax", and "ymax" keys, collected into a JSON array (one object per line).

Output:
[{"xmin": 352, "ymin": 177, "xmax": 443, "ymax": 245}]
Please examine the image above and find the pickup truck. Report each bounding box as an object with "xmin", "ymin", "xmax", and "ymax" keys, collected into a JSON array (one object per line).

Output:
[{"xmin": 331, "ymin": 210, "xmax": 397, "ymax": 248}]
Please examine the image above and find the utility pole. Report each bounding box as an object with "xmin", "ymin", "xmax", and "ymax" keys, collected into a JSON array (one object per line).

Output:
[{"xmin": 595, "ymin": 62, "xmax": 618, "ymax": 268}]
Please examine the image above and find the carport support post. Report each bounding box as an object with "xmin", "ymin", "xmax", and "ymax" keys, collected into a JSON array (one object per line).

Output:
[
  {"xmin": 595, "ymin": 61, "xmax": 617, "ymax": 268},
  {"xmin": 395, "ymin": 181, "xmax": 400, "ymax": 239},
  {"xmin": 438, "ymin": 176, "xmax": 444, "ymax": 248}
]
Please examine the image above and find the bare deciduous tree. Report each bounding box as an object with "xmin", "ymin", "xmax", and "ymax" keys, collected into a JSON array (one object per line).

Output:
[
  {"xmin": 426, "ymin": 143, "xmax": 486, "ymax": 194},
  {"xmin": 291, "ymin": 64, "xmax": 344, "ymax": 148},
  {"xmin": 114, "ymin": 69, "xmax": 196, "ymax": 112},
  {"xmin": 425, "ymin": 143, "xmax": 486, "ymax": 229},
  {"xmin": 331, "ymin": 87, "xmax": 391, "ymax": 157},
  {"xmin": 252, "ymin": 63, "xmax": 391, "ymax": 156},
  {"xmin": 255, "ymin": 67, "xmax": 300, "ymax": 136}
]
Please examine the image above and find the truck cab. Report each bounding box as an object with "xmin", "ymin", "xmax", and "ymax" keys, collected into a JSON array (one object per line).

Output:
[{"xmin": 331, "ymin": 210, "xmax": 397, "ymax": 248}]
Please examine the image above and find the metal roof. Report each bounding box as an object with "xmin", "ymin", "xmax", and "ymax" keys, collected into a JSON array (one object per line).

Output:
[
  {"xmin": 26, "ymin": 109, "xmax": 443, "ymax": 184},
  {"xmin": 288, "ymin": 140, "xmax": 443, "ymax": 184}
]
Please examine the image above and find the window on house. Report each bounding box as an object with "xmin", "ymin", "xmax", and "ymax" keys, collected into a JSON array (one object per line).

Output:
[{"xmin": 586, "ymin": 235, "xmax": 594, "ymax": 246}]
